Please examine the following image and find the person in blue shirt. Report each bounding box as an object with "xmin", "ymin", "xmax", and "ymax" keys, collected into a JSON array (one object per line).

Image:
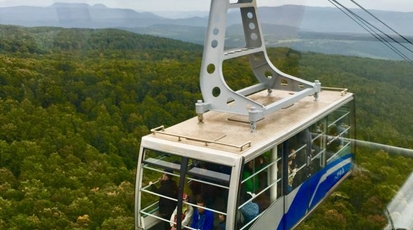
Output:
[{"xmin": 191, "ymin": 196, "xmax": 214, "ymax": 230}]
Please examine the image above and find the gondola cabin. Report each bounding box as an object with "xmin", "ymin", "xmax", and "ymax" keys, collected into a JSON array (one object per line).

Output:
[
  {"xmin": 135, "ymin": 88, "xmax": 355, "ymax": 230},
  {"xmin": 135, "ymin": 0, "xmax": 355, "ymax": 229}
]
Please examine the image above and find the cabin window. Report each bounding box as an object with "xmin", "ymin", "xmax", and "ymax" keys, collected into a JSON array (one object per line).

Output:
[
  {"xmin": 310, "ymin": 120, "xmax": 327, "ymax": 171},
  {"xmin": 238, "ymin": 150, "xmax": 280, "ymax": 229},
  {"xmin": 326, "ymin": 104, "xmax": 352, "ymax": 163},
  {"xmin": 235, "ymin": 103, "xmax": 353, "ymax": 228},
  {"xmin": 138, "ymin": 149, "xmax": 231, "ymax": 229},
  {"xmin": 309, "ymin": 103, "xmax": 352, "ymax": 170}
]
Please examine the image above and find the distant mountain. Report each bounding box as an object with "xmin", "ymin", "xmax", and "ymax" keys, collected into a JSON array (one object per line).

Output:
[
  {"xmin": 257, "ymin": 5, "xmax": 413, "ymax": 35},
  {"xmin": 0, "ymin": 3, "xmax": 167, "ymax": 28},
  {"xmin": 152, "ymin": 11, "xmax": 209, "ymax": 19},
  {"xmin": 1, "ymin": 3, "xmax": 412, "ymax": 34},
  {"xmin": 1, "ymin": 3, "xmax": 412, "ymax": 60}
]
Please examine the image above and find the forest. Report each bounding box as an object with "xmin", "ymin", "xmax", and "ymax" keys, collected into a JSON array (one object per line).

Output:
[{"xmin": 0, "ymin": 24, "xmax": 413, "ymax": 229}]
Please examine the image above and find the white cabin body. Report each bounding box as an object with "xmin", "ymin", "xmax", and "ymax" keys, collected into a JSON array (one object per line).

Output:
[{"xmin": 135, "ymin": 88, "xmax": 355, "ymax": 230}]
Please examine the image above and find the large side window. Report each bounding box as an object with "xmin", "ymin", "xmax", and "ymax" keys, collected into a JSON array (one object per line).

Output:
[
  {"xmin": 287, "ymin": 129, "xmax": 313, "ymax": 191},
  {"xmin": 139, "ymin": 149, "xmax": 231, "ymax": 229},
  {"xmin": 326, "ymin": 104, "xmax": 352, "ymax": 163},
  {"xmin": 238, "ymin": 150, "xmax": 280, "ymax": 229},
  {"xmin": 310, "ymin": 119, "xmax": 327, "ymax": 170}
]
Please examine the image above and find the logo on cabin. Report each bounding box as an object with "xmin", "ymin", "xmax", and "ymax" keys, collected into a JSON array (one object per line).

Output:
[{"xmin": 334, "ymin": 167, "xmax": 345, "ymax": 181}]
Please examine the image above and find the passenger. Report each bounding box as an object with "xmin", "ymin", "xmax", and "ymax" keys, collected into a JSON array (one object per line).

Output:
[
  {"xmin": 256, "ymin": 156, "xmax": 268, "ymax": 192},
  {"xmin": 149, "ymin": 169, "xmax": 178, "ymax": 230},
  {"xmin": 327, "ymin": 126, "xmax": 341, "ymax": 159},
  {"xmin": 293, "ymin": 129, "xmax": 317, "ymax": 187},
  {"xmin": 311, "ymin": 129, "xmax": 322, "ymax": 156},
  {"xmin": 254, "ymin": 191, "xmax": 270, "ymax": 213},
  {"xmin": 189, "ymin": 178, "xmax": 202, "ymax": 198},
  {"xmin": 215, "ymin": 213, "xmax": 226, "ymax": 230},
  {"xmin": 191, "ymin": 195, "xmax": 214, "ymax": 230},
  {"xmin": 288, "ymin": 157, "xmax": 297, "ymax": 192},
  {"xmin": 296, "ymin": 129, "xmax": 311, "ymax": 166},
  {"xmin": 170, "ymin": 193, "xmax": 193, "ymax": 230},
  {"xmin": 276, "ymin": 160, "xmax": 283, "ymax": 198},
  {"xmin": 242, "ymin": 161, "xmax": 259, "ymax": 193},
  {"xmin": 240, "ymin": 192, "xmax": 259, "ymax": 223},
  {"xmin": 289, "ymin": 149, "xmax": 297, "ymax": 168}
]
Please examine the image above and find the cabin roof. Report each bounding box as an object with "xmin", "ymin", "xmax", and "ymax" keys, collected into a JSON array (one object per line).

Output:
[{"xmin": 142, "ymin": 88, "xmax": 353, "ymax": 161}]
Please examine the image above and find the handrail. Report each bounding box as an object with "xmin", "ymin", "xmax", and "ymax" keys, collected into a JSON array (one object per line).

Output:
[
  {"xmin": 321, "ymin": 86, "xmax": 348, "ymax": 95},
  {"xmin": 151, "ymin": 125, "xmax": 252, "ymax": 151}
]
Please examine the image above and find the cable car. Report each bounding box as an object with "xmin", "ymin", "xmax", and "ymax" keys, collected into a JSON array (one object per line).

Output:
[{"xmin": 135, "ymin": 0, "xmax": 355, "ymax": 229}]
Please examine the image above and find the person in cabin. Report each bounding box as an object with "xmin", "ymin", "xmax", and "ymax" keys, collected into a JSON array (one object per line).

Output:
[
  {"xmin": 170, "ymin": 193, "xmax": 193, "ymax": 230},
  {"xmin": 215, "ymin": 213, "xmax": 226, "ymax": 230},
  {"xmin": 326, "ymin": 125, "xmax": 341, "ymax": 159},
  {"xmin": 242, "ymin": 161, "xmax": 259, "ymax": 194},
  {"xmin": 240, "ymin": 192, "xmax": 259, "ymax": 224},
  {"xmin": 191, "ymin": 195, "xmax": 214, "ymax": 230},
  {"xmin": 149, "ymin": 169, "xmax": 178, "ymax": 230},
  {"xmin": 256, "ymin": 156, "xmax": 268, "ymax": 192},
  {"xmin": 254, "ymin": 191, "xmax": 270, "ymax": 213},
  {"xmin": 288, "ymin": 155, "xmax": 297, "ymax": 193}
]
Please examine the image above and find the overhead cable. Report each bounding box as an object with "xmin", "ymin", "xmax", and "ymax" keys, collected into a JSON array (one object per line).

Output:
[
  {"xmin": 335, "ymin": 0, "xmax": 413, "ymax": 54},
  {"xmin": 350, "ymin": 0, "xmax": 413, "ymax": 46},
  {"xmin": 329, "ymin": 0, "xmax": 413, "ymax": 64},
  {"xmin": 328, "ymin": 0, "xmax": 410, "ymax": 62}
]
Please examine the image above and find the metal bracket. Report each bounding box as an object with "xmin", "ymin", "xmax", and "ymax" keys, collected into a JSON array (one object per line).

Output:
[{"xmin": 195, "ymin": 0, "xmax": 321, "ymax": 131}]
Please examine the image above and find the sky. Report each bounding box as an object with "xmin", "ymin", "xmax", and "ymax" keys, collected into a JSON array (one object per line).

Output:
[{"xmin": 0, "ymin": 0, "xmax": 412, "ymax": 13}]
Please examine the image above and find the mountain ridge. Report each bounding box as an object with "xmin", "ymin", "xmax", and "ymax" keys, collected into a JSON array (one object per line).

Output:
[
  {"xmin": 1, "ymin": 3, "xmax": 412, "ymax": 34},
  {"xmin": 1, "ymin": 3, "xmax": 412, "ymax": 60}
]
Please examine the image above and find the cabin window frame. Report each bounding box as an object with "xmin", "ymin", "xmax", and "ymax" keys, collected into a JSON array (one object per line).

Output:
[
  {"xmin": 138, "ymin": 148, "xmax": 232, "ymax": 230},
  {"xmin": 235, "ymin": 102, "xmax": 354, "ymax": 229}
]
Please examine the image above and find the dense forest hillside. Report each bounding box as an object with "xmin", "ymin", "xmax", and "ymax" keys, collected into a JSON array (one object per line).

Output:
[{"xmin": 0, "ymin": 25, "xmax": 412, "ymax": 229}]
